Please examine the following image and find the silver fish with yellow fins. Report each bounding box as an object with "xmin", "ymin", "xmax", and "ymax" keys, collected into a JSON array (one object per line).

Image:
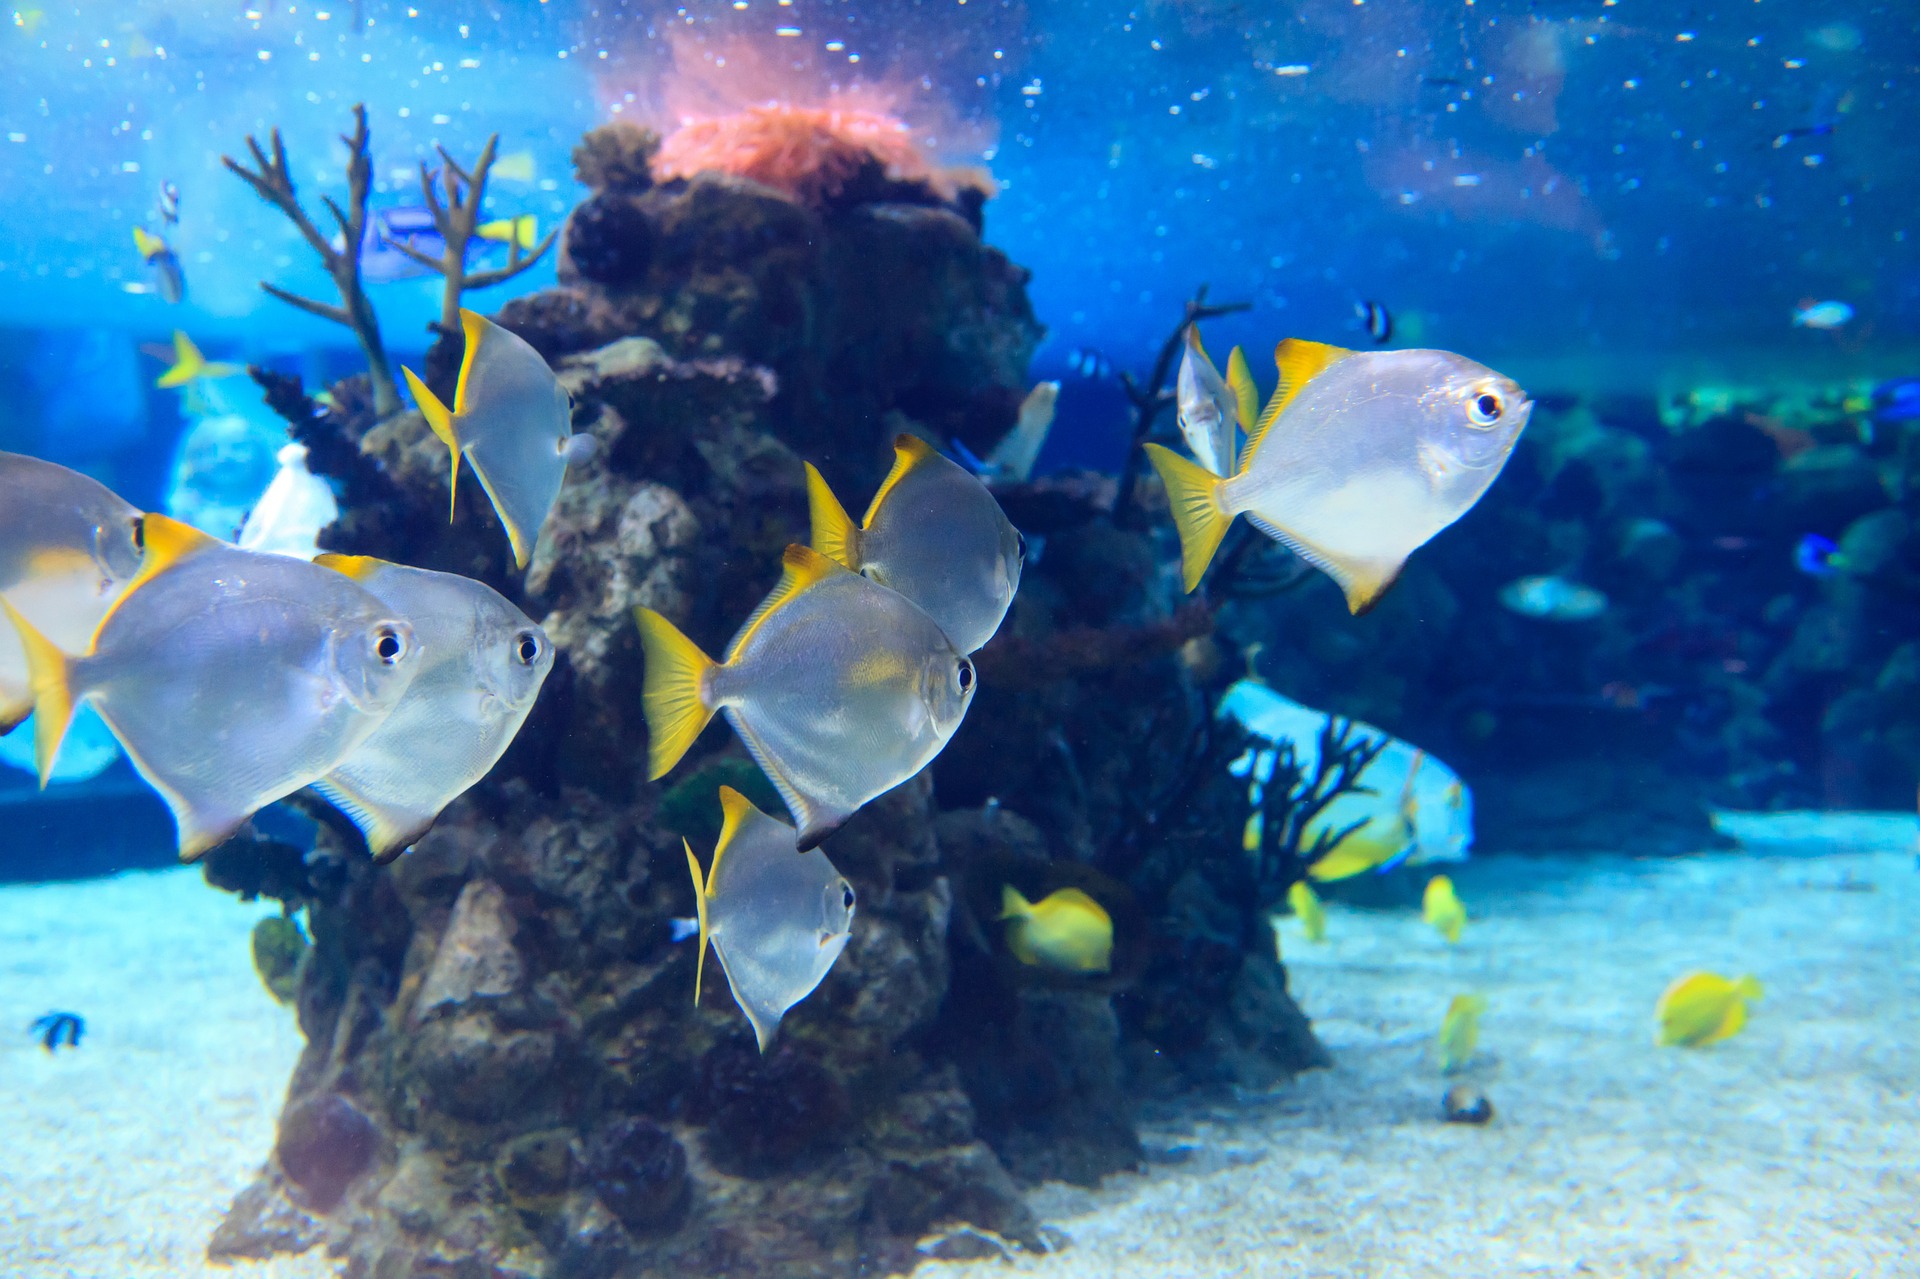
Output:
[
  {"xmin": 402, "ymin": 309, "xmax": 595, "ymax": 570},
  {"xmin": 312, "ymin": 555, "xmax": 554, "ymax": 861},
  {"xmin": 684, "ymin": 785, "xmax": 856, "ymax": 1051},
  {"xmin": 999, "ymin": 884, "xmax": 1113, "ymax": 973},
  {"xmin": 1145, "ymin": 340, "xmax": 1531, "ymax": 613},
  {"xmin": 806, "ymin": 433, "xmax": 1023, "ymax": 655},
  {"xmin": 0, "ymin": 452, "xmax": 146, "ymax": 732},
  {"xmin": 636, "ymin": 543, "xmax": 977, "ymax": 850},
  {"xmin": 1, "ymin": 515, "xmax": 421, "ymax": 860},
  {"xmin": 1655, "ymin": 971, "xmax": 1762, "ymax": 1047},
  {"xmin": 1175, "ymin": 324, "xmax": 1245, "ymax": 477}
]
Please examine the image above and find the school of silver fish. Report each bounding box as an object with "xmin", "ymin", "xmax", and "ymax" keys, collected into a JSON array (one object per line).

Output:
[{"xmin": 1, "ymin": 320, "xmax": 1528, "ymax": 1051}]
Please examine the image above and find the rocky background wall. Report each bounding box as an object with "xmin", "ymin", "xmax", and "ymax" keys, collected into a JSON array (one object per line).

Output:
[{"xmin": 206, "ymin": 126, "xmax": 1325, "ymax": 1279}]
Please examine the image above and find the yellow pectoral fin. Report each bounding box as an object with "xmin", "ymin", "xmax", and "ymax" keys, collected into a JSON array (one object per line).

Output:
[
  {"xmin": 402, "ymin": 365, "xmax": 463, "ymax": 523},
  {"xmin": 1142, "ymin": 443, "xmax": 1232, "ymax": 592},
  {"xmin": 727, "ymin": 544, "xmax": 845, "ymax": 660},
  {"xmin": 805, "ymin": 462, "xmax": 861, "ymax": 570}
]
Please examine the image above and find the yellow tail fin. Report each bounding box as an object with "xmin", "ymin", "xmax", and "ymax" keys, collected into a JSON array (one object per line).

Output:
[
  {"xmin": 997, "ymin": 884, "xmax": 1032, "ymax": 921},
  {"xmin": 634, "ymin": 607, "xmax": 718, "ymax": 779},
  {"xmin": 0, "ymin": 600, "xmax": 77, "ymax": 788},
  {"xmin": 1734, "ymin": 975, "xmax": 1763, "ymax": 1002},
  {"xmin": 804, "ymin": 462, "xmax": 861, "ymax": 570},
  {"xmin": 402, "ymin": 365, "xmax": 462, "ymax": 523},
  {"xmin": 1142, "ymin": 443, "xmax": 1233, "ymax": 592},
  {"xmin": 156, "ymin": 331, "xmax": 205, "ymax": 389},
  {"xmin": 683, "ymin": 839, "xmax": 712, "ymax": 1005}
]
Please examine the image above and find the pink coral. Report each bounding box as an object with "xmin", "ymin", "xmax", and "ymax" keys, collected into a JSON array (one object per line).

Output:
[{"xmin": 653, "ymin": 103, "xmax": 933, "ymax": 207}]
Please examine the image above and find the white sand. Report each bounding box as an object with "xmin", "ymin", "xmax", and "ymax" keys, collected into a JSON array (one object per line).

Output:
[
  {"xmin": 921, "ymin": 812, "xmax": 1920, "ymax": 1278},
  {"xmin": 5, "ymin": 818, "xmax": 1917, "ymax": 1278},
  {"xmin": 0, "ymin": 868, "xmax": 334, "ymax": 1279}
]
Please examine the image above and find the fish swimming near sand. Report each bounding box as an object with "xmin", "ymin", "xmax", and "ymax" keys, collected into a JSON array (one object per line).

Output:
[
  {"xmin": 1498, "ymin": 574, "xmax": 1608, "ymax": 621},
  {"xmin": 1176, "ymin": 324, "xmax": 1242, "ymax": 477},
  {"xmin": 0, "ymin": 452, "xmax": 146, "ymax": 732},
  {"xmin": 999, "ymin": 884, "xmax": 1113, "ymax": 973},
  {"xmin": 402, "ymin": 309, "xmax": 595, "ymax": 569},
  {"xmin": 684, "ymin": 786, "xmax": 856, "ymax": 1050},
  {"xmin": 1655, "ymin": 971, "xmax": 1762, "ymax": 1047},
  {"xmin": 982, "ymin": 382, "xmax": 1060, "ymax": 483},
  {"xmin": 807, "ymin": 434, "xmax": 1023, "ymax": 655},
  {"xmin": 1436, "ymin": 993, "xmax": 1486, "ymax": 1073},
  {"xmin": 132, "ymin": 225, "xmax": 185, "ymax": 303},
  {"xmin": 1146, "ymin": 341, "xmax": 1531, "ymax": 612},
  {"xmin": 236, "ymin": 443, "xmax": 340, "ymax": 561},
  {"xmin": 1423, "ymin": 874, "xmax": 1467, "ymax": 943},
  {"xmin": 31, "ymin": 1011, "xmax": 84, "ymax": 1052},
  {"xmin": 2, "ymin": 515, "xmax": 422, "ymax": 860},
  {"xmin": 636, "ymin": 544, "xmax": 977, "ymax": 850},
  {"xmin": 153, "ymin": 330, "xmax": 242, "ymax": 388},
  {"xmin": 312, "ymin": 555, "xmax": 554, "ymax": 860},
  {"xmin": 1286, "ymin": 879, "xmax": 1327, "ymax": 943}
]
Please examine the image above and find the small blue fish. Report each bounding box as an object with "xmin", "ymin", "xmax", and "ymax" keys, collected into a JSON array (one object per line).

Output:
[
  {"xmin": 1794, "ymin": 533, "xmax": 1849, "ymax": 577},
  {"xmin": 31, "ymin": 1011, "xmax": 84, "ymax": 1052},
  {"xmin": 669, "ymin": 916, "xmax": 700, "ymax": 942},
  {"xmin": 1066, "ymin": 347, "xmax": 1114, "ymax": 380},
  {"xmin": 1793, "ymin": 300, "xmax": 1853, "ymax": 330},
  {"xmin": 1354, "ymin": 299, "xmax": 1393, "ymax": 345},
  {"xmin": 1870, "ymin": 378, "xmax": 1920, "ymax": 424}
]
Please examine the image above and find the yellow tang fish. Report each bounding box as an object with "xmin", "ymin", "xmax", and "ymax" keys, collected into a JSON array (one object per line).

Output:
[
  {"xmin": 636, "ymin": 544, "xmax": 977, "ymax": 850},
  {"xmin": 685, "ymin": 786, "xmax": 856, "ymax": 1051},
  {"xmin": 312, "ymin": 555, "xmax": 555, "ymax": 861},
  {"xmin": 999, "ymin": 884, "xmax": 1112, "ymax": 973},
  {"xmin": 0, "ymin": 452, "xmax": 145, "ymax": 731},
  {"xmin": 1145, "ymin": 341, "xmax": 1531, "ymax": 612},
  {"xmin": 477, "ymin": 214, "xmax": 538, "ymax": 250},
  {"xmin": 402, "ymin": 309, "xmax": 596, "ymax": 569},
  {"xmin": 807, "ymin": 433, "xmax": 1023, "ymax": 655},
  {"xmin": 1286, "ymin": 879, "xmax": 1326, "ymax": 943},
  {"xmin": 1436, "ymin": 993, "xmax": 1487, "ymax": 1073},
  {"xmin": 1423, "ymin": 874, "xmax": 1466, "ymax": 943},
  {"xmin": 1656, "ymin": 971, "xmax": 1763, "ymax": 1047},
  {"xmin": 0, "ymin": 516, "xmax": 421, "ymax": 860}
]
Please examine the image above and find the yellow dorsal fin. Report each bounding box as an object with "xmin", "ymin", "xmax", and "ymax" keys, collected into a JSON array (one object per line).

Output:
[
  {"xmin": 804, "ymin": 462, "xmax": 861, "ymax": 570},
  {"xmin": 726, "ymin": 544, "xmax": 844, "ymax": 661},
  {"xmin": 91, "ymin": 513, "xmax": 220, "ymax": 644},
  {"xmin": 455, "ymin": 308, "xmax": 489, "ymax": 416},
  {"xmin": 683, "ymin": 839, "xmax": 712, "ymax": 1005},
  {"xmin": 1244, "ymin": 339, "xmax": 1353, "ymax": 465},
  {"xmin": 1226, "ymin": 345, "xmax": 1259, "ymax": 433},
  {"xmin": 313, "ymin": 553, "xmax": 390, "ymax": 582},
  {"xmin": 861, "ymin": 434, "xmax": 938, "ymax": 526},
  {"xmin": 1045, "ymin": 887, "xmax": 1108, "ymax": 919},
  {"xmin": 713, "ymin": 785, "xmax": 755, "ymax": 871},
  {"xmin": 402, "ymin": 365, "xmax": 462, "ymax": 523}
]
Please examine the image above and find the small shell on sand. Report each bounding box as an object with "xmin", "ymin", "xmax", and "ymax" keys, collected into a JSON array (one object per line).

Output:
[{"xmin": 1441, "ymin": 1083, "xmax": 1493, "ymax": 1125}]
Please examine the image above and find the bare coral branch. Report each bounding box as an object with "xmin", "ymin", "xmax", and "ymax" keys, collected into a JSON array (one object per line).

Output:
[
  {"xmin": 398, "ymin": 133, "xmax": 556, "ymax": 340},
  {"xmin": 224, "ymin": 103, "xmax": 398, "ymax": 417}
]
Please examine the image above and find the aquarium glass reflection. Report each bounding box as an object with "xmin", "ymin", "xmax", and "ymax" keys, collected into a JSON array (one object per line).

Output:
[{"xmin": 2, "ymin": 2, "xmax": 1916, "ymax": 1277}]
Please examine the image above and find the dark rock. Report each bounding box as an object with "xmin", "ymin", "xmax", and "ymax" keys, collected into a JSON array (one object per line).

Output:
[
  {"xmin": 495, "ymin": 1129, "xmax": 577, "ymax": 1217},
  {"xmin": 572, "ymin": 120, "xmax": 659, "ymax": 194},
  {"xmin": 585, "ymin": 1117, "xmax": 691, "ymax": 1233},
  {"xmin": 696, "ymin": 1040, "xmax": 854, "ymax": 1176},
  {"xmin": 562, "ymin": 192, "xmax": 655, "ymax": 287},
  {"xmin": 207, "ymin": 1179, "xmax": 326, "ymax": 1260},
  {"xmin": 273, "ymin": 1092, "xmax": 378, "ymax": 1211}
]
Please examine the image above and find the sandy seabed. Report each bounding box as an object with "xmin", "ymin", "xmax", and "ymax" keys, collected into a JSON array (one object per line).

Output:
[{"xmin": 1, "ymin": 814, "xmax": 1915, "ymax": 1279}]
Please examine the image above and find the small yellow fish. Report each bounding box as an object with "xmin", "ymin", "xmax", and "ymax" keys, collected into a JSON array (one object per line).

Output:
[
  {"xmin": 1423, "ymin": 874, "xmax": 1466, "ymax": 943},
  {"xmin": 999, "ymin": 885, "xmax": 1112, "ymax": 973},
  {"xmin": 1286, "ymin": 879, "xmax": 1326, "ymax": 943},
  {"xmin": 1436, "ymin": 993, "xmax": 1487, "ymax": 1073},
  {"xmin": 477, "ymin": 214, "xmax": 538, "ymax": 249},
  {"xmin": 685, "ymin": 786, "xmax": 856, "ymax": 1051},
  {"xmin": 154, "ymin": 332, "xmax": 240, "ymax": 388},
  {"xmin": 488, "ymin": 150, "xmax": 537, "ymax": 184},
  {"xmin": 1145, "ymin": 341, "xmax": 1531, "ymax": 611},
  {"xmin": 636, "ymin": 544, "xmax": 977, "ymax": 849},
  {"xmin": 403, "ymin": 309, "xmax": 593, "ymax": 568},
  {"xmin": 806, "ymin": 434, "xmax": 1023, "ymax": 655},
  {"xmin": 1656, "ymin": 971, "xmax": 1763, "ymax": 1047}
]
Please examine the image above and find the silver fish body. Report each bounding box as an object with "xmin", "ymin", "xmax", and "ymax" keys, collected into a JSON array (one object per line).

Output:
[
  {"xmin": 1176, "ymin": 327, "xmax": 1238, "ymax": 476},
  {"xmin": 686, "ymin": 786, "xmax": 856, "ymax": 1050},
  {"xmin": 10, "ymin": 517, "xmax": 422, "ymax": 859},
  {"xmin": 808, "ymin": 434, "xmax": 1022, "ymax": 655},
  {"xmin": 313, "ymin": 556, "xmax": 554, "ymax": 860},
  {"xmin": 0, "ymin": 452, "xmax": 144, "ymax": 729},
  {"xmin": 984, "ymin": 381, "xmax": 1059, "ymax": 483}
]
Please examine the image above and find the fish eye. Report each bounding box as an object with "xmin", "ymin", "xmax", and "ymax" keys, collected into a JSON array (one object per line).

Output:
[
  {"xmin": 1015, "ymin": 531, "xmax": 1029, "ymax": 562},
  {"xmin": 1467, "ymin": 390, "xmax": 1502, "ymax": 427},
  {"xmin": 956, "ymin": 659, "xmax": 974, "ymax": 694},
  {"xmin": 374, "ymin": 626, "xmax": 408, "ymax": 666},
  {"xmin": 514, "ymin": 631, "xmax": 542, "ymax": 666},
  {"xmin": 130, "ymin": 516, "xmax": 146, "ymax": 553},
  {"xmin": 842, "ymin": 883, "xmax": 856, "ymax": 911}
]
